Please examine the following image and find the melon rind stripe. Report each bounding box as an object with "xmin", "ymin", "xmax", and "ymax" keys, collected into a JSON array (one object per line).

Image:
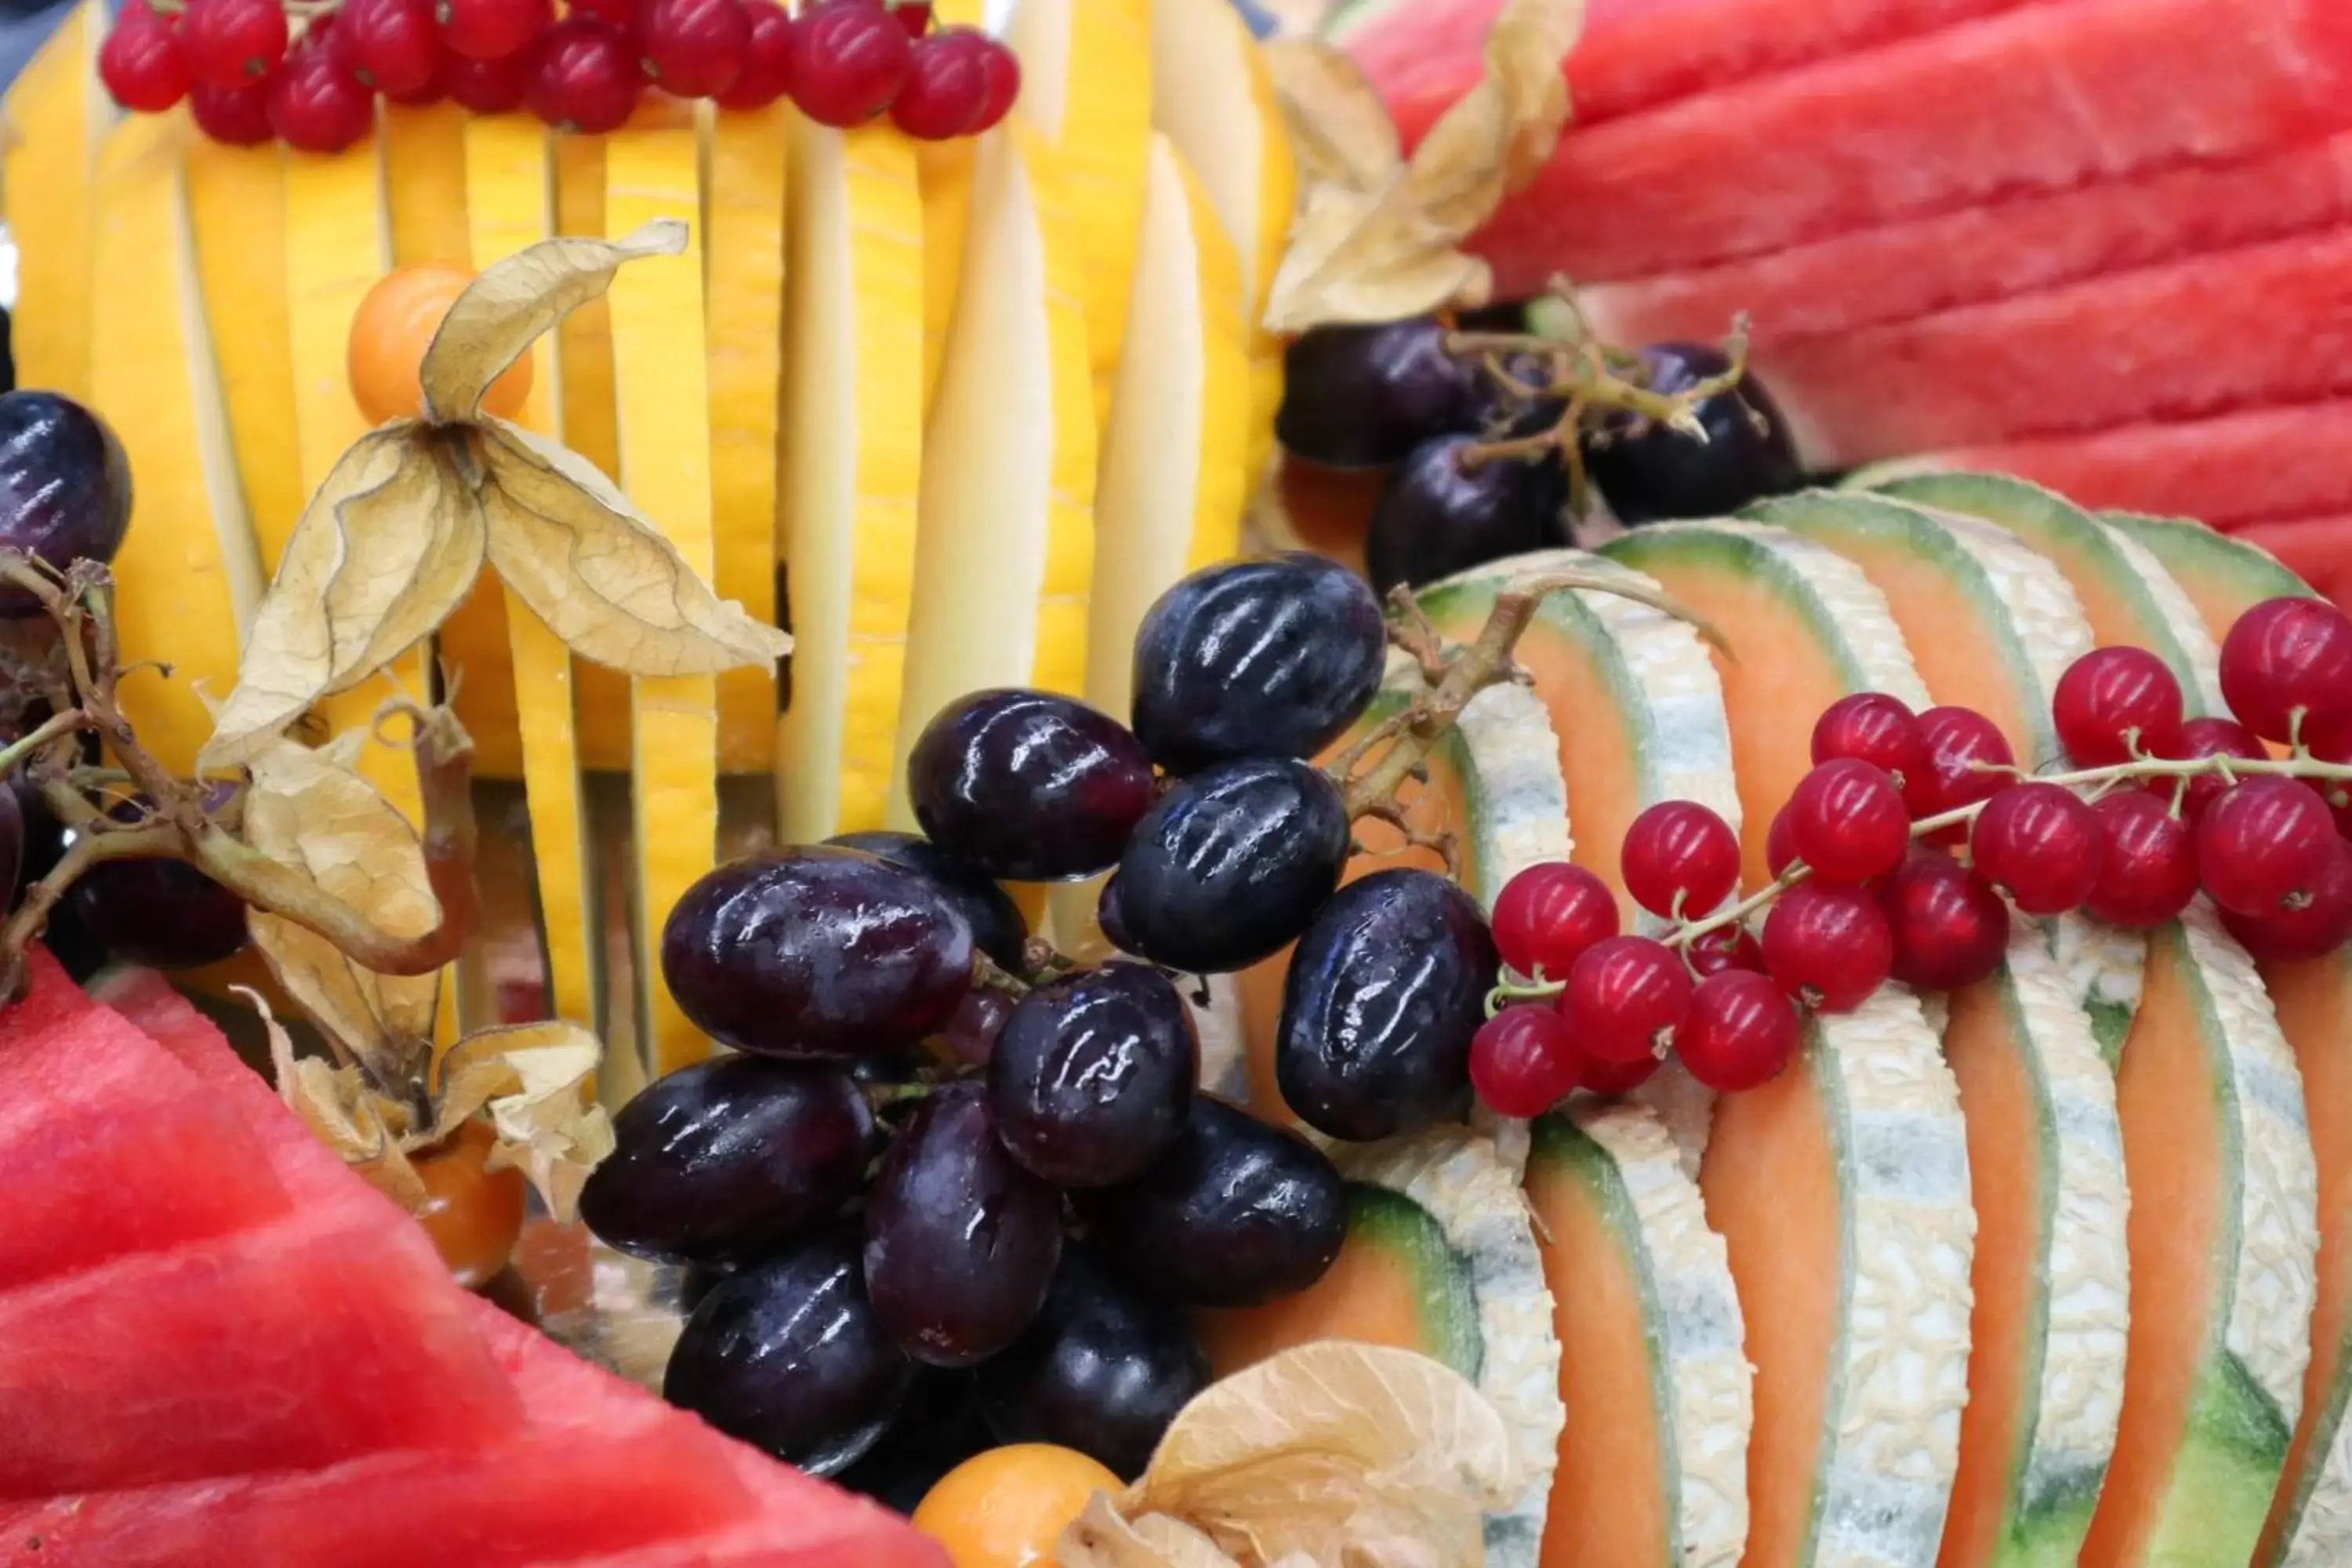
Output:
[
  {"xmin": 2275, "ymin": 1329, "xmax": 2352, "ymax": 1567},
  {"xmin": 1450, "ymin": 678, "xmax": 1572, "ymax": 910},
  {"xmin": 2100, "ymin": 511, "xmax": 2318, "ymax": 607},
  {"xmin": 1338, "ymin": 1126, "xmax": 1563, "ymax": 1568}
]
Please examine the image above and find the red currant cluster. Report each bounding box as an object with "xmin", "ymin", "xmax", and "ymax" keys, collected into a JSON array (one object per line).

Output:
[
  {"xmin": 1469, "ymin": 593, "xmax": 2352, "ymax": 1121},
  {"xmin": 96, "ymin": 0, "xmax": 1017, "ymax": 154}
]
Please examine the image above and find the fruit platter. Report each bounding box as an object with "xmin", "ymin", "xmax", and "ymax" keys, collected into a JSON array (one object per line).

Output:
[{"xmin": 5, "ymin": 0, "xmax": 2352, "ymax": 1562}]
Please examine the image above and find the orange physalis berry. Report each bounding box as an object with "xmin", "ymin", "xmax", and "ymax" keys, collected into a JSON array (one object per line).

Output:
[
  {"xmin": 347, "ymin": 262, "xmax": 533, "ymax": 426},
  {"xmin": 412, "ymin": 1116, "xmax": 528, "ymax": 1290}
]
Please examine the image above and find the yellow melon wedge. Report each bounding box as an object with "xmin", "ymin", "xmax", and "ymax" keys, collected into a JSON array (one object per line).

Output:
[
  {"xmin": 463, "ymin": 114, "xmax": 601, "ymax": 1039},
  {"xmin": 916, "ymin": 139, "xmax": 977, "ymax": 423},
  {"xmin": 88, "ymin": 113, "xmax": 259, "ymax": 779},
  {"xmin": 776, "ymin": 116, "xmax": 925, "ymax": 842},
  {"xmin": 604, "ymin": 110, "xmax": 720, "ymax": 1082},
  {"xmin": 890, "ymin": 121, "xmax": 1096, "ymax": 825},
  {"xmin": 3, "ymin": 0, "xmax": 110, "ymax": 399},
  {"xmin": 696, "ymin": 100, "xmax": 787, "ymax": 776}
]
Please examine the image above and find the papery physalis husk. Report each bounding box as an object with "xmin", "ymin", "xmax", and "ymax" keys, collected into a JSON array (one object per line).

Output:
[
  {"xmin": 430, "ymin": 1021, "xmax": 612, "ymax": 1224},
  {"xmin": 243, "ymin": 986, "xmax": 428, "ymax": 1211},
  {"xmin": 1059, "ymin": 1343, "xmax": 1520, "ymax": 1568},
  {"xmin": 200, "ymin": 220, "xmax": 790, "ymax": 770},
  {"xmin": 1260, "ymin": 0, "xmax": 1584, "ymax": 332}
]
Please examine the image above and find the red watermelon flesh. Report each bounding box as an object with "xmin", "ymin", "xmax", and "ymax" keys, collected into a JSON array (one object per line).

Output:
[{"xmin": 2222, "ymin": 521, "xmax": 2352, "ymax": 614}]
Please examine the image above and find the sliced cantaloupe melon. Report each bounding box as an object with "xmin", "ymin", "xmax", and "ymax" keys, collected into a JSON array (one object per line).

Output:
[
  {"xmin": 775, "ymin": 115, "xmax": 924, "ymax": 843},
  {"xmin": 3, "ymin": 0, "xmax": 111, "ymax": 400},
  {"xmin": 2100, "ymin": 510, "xmax": 2319, "ymax": 640},
  {"xmin": 1601, "ymin": 521, "xmax": 1930, "ymax": 895},
  {"xmin": 1699, "ymin": 985, "xmax": 1975, "ymax": 1568},
  {"xmin": 1082, "ymin": 132, "xmax": 1253, "ymax": 717},
  {"xmin": 887, "ymin": 119, "xmax": 1096, "ymax": 825},
  {"xmin": 2082, "ymin": 906, "xmax": 2319, "ymax": 1568},
  {"xmin": 697, "ymin": 100, "xmax": 788, "ymax": 777},
  {"xmin": 1526, "ymin": 1100, "xmax": 1750, "ymax": 1568},
  {"xmin": 1197, "ymin": 1126, "xmax": 1564, "ymax": 1566},
  {"xmin": 88, "ymin": 112, "xmax": 260, "ymax": 779},
  {"xmin": 603, "ymin": 111, "xmax": 719, "ymax": 1083},
  {"xmin": 462, "ymin": 114, "xmax": 601, "ymax": 1038}
]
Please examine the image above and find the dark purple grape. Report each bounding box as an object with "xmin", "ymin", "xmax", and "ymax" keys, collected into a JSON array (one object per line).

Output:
[
  {"xmin": 1273, "ymin": 318, "xmax": 1480, "ymax": 469},
  {"xmin": 660, "ymin": 845, "xmax": 975, "ymax": 1057},
  {"xmin": 1365, "ymin": 434, "xmax": 1569, "ymax": 598},
  {"xmin": 1082, "ymin": 1095, "xmax": 1345, "ymax": 1308},
  {"xmin": 0, "ymin": 779, "xmax": 22, "ymax": 911},
  {"xmin": 906, "ymin": 689, "xmax": 1157, "ymax": 882},
  {"xmin": 1582, "ymin": 342, "xmax": 1802, "ymax": 524},
  {"xmin": 863, "ymin": 1083, "xmax": 1062, "ymax": 1367},
  {"xmin": 1276, "ymin": 868, "xmax": 1497, "ymax": 1142},
  {"xmin": 1111, "ymin": 757, "xmax": 1349, "ymax": 975},
  {"xmin": 942, "ymin": 987, "xmax": 1012, "ymax": 1067},
  {"xmin": 68, "ymin": 788, "xmax": 248, "ymax": 970},
  {"xmin": 1463, "ymin": 349, "xmax": 1567, "ymax": 441},
  {"xmin": 1096, "ymin": 873, "xmax": 1135, "ymax": 955},
  {"xmin": 987, "ymin": 961, "xmax": 1197, "ymax": 1187},
  {"xmin": 833, "ymin": 1370, "xmax": 991, "ymax": 1515},
  {"xmin": 825, "ymin": 829, "xmax": 1029, "ymax": 971},
  {"xmin": 0, "ymin": 391, "xmax": 132, "ymax": 615},
  {"xmin": 578, "ymin": 1055, "xmax": 873, "ymax": 1265},
  {"xmin": 976, "ymin": 1247, "xmax": 1209, "ymax": 1479},
  {"xmin": 13, "ymin": 781, "xmax": 100, "ymax": 978},
  {"xmin": 1129, "ymin": 553, "xmax": 1387, "ymax": 775},
  {"xmin": 663, "ymin": 1227, "xmax": 915, "ymax": 1475}
]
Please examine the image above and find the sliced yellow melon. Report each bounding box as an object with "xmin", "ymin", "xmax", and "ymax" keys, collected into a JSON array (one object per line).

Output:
[
  {"xmin": 775, "ymin": 115, "xmax": 924, "ymax": 842},
  {"xmin": 88, "ymin": 113, "xmax": 258, "ymax": 778},
  {"xmin": 3, "ymin": 0, "xmax": 110, "ymax": 399},
  {"xmin": 915, "ymin": 139, "xmax": 976, "ymax": 422},
  {"xmin": 890, "ymin": 121, "xmax": 1096, "ymax": 824}
]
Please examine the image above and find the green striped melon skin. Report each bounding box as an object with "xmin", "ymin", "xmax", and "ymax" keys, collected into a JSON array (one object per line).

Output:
[{"xmin": 2099, "ymin": 510, "xmax": 2318, "ymax": 609}]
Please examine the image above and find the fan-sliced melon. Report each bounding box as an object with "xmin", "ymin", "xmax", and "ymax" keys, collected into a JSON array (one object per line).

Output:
[
  {"xmin": 183, "ymin": 140, "xmax": 301, "ymax": 572},
  {"xmin": 775, "ymin": 116, "xmax": 924, "ymax": 842},
  {"xmin": 888, "ymin": 120, "xmax": 1096, "ymax": 824},
  {"xmin": 1526, "ymin": 1100, "xmax": 1750, "ymax": 1568},
  {"xmin": 1197, "ymin": 1125, "xmax": 1564, "ymax": 1566},
  {"xmin": 914, "ymin": 139, "xmax": 975, "ymax": 423},
  {"xmin": 1700, "ymin": 986, "xmax": 1975, "ymax": 1568},
  {"xmin": 2, "ymin": 0, "xmax": 110, "ymax": 400},
  {"xmin": 2100, "ymin": 510, "xmax": 2319, "ymax": 637}
]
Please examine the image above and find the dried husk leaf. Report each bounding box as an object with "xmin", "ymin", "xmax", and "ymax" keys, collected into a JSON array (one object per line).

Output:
[
  {"xmin": 476, "ymin": 417, "xmax": 792, "ymax": 676},
  {"xmin": 419, "ymin": 222, "xmax": 688, "ymax": 424},
  {"xmin": 1261, "ymin": 38, "xmax": 1400, "ymax": 194},
  {"xmin": 430, "ymin": 1020, "xmax": 612, "ymax": 1223},
  {"xmin": 1059, "ymin": 1497, "xmax": 1242, "ymax": 1568},
  {"xmin": 247, "ymin": 987, "xmax": 426, "ymax": 1210},
  {"xmin": 200, "ymin": 428, "xmax": 487, "ymax": 770}
]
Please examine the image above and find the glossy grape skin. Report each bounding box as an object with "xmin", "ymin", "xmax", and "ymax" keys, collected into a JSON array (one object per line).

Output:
[
  {"xmin": 1276, "ymin": 868, "xmax": 1497, "ymax": 1142},
  {"xmin": 862, "ymin": 1083, "xmax": 1063, "ymax": 1367},
  {"xmin": 660, "ymin": 846, "xmax": 975, "ymax": 1057},
  {"xmin": 906, "ymin": 689, "xmax": 1158, "ymax": 881},
  {"xmin": 68, "ymin": 788, "xmax": 249, "ymax": 970},
  {"xmin": 577, "ymin": 1055, "xmax": 873, "ymax": 1265},
  {"xmin": 1582, "ymin": 343, "xmax": 1802, "ymax": 524},
  {"xmin": 976, "ymin": 1247, "xmax": 1210, "ymax": 1479},
  {"xmin": 825, "ymin": 829, "xmax": 1029, "ymax": 971},
  {"xmin": 833, "ymin": 1370, "xmax": 992, "ymax": 1515},
  {"xmin": 1082, "ymin": 1095, "xmax": 1346, "ymax": 1308},
  {"xmin": 0, "ymin": 391, "xmax": 132, "ymax": 615},
  {"xmin": 1364, "ymin": 434, "xmax": 1570, "ymax": 597},
  {"xmin": 1110, "ymin": 758, "xmax": 1350, "ymax": 975},
  {"xmin": 1273, "ymin": 318, "xmax": 1479, "ymax": 469},
  {"xmin": 1129, "ymin": 554, "xmax": 1387, "ymax": 775},
  {"xmin": 988, "ymin": 961, "xmax": 1198, "ymax": 1187}
]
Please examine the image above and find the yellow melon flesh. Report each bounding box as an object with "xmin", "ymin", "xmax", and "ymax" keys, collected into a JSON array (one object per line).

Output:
[
  {"xmin": 914, "ymin": 139, "xmax": 976, "ymax": 423},
  {"xmin": 3, "ymin": 0, "xmax": 109, "ymax": 401}
]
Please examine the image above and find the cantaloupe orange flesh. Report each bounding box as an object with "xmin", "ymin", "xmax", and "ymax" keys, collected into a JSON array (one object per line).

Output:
[
  {"xmin": 2079, "ymin": 934, "xmax": 2220, "ymax": 1568},
  {"xmin": 1698, "ymin": 1047, "xmax": 1838, "ymax": 1568},
  {"xmin": 1829, "ymin": 542, "xmax": 2038, "ymax": 760},
  {"xmin": 1526, "ymin": 1154, "xmax": 1670, "ymax": 1566},
  {"xmin": 2256, "ymin": 954, "xmax": 2352, "ymax": 1563},
  {"xmin": 1936, "ymin": 975, "xmax": 2042, "ymax": 1568}
]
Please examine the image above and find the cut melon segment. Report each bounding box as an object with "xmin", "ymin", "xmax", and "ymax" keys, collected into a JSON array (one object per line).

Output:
[
  {"xmin": 2, "ymin": 0, "xmax": 110, "ymax": 400},
  {"xmin": 889, "ymin": 120, "xmax": 1097, "ymax": 824},
  {"xmin": 1526, "ymin": 1100, "xmax": 1750, "ymax": 1568},
  {"xmin": 915, "ymin": 138, "xmax": 976, "ymax": 423},
  {"xmin": 1698, "ymin": 985, "xmax": 1975, "ymax": 1568},
  {"xmin": 1197, "ymin": 1126, "xmax": 1563, "ymax": 1566},
  {"xmin": 775, "ymin": 116, "xmax": 925, "ymax": 842},
  {"xmin": 2083, "ymin": 908, "xmax": 2320, "ymax": 1567},
  {"xmin": 2100, "ymin": 511, "xmax": 2319, "ymax": 641}
]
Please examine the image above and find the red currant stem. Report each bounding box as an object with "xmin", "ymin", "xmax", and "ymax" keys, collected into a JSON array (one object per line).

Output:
[
  {"xmin": 1484, "ymin": 969, "xmax": 1562, "ymax": 1017},
  {"xmin": 1664, "ymin": 865, "xmax": 1813, "ymax": 953}
]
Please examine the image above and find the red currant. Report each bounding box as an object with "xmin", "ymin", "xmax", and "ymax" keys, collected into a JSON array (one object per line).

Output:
[
  {"xmin": 1560, "ymin": 935, "xmax": 1693, "ymax": 1065},
  {"xmin": 2198, "ymin": 776, "xmax": 2340, "ymax": 916},
  {"xmin": 523, "ymin": 16, "xmax": 641, "ymax": 133},
  {"xmin": 2084, "ymin": 790, "xmax": 2198, "ymax": 928},
  {"xmin": 1469, "ymin": 1006, "xmax": 1582, "ymax": 1120},
  {"xmin": 2151, "ymin": 714, "xmax": 2266, "ymax": 823},
  {"xmin": 189, "ymin": 76, "xmax": 272, "ymax": 141},
  {"xmin": 1762, "ymin": 882, "xmax": 1892, "ymax": 1014},
  {"xmin": 1970, "ymin": 782, "xmax": 2102, "ymax": 915},
  {"xmin": 267, "ymin": 45, "xmax": 375, "ymax": 153},
  {"xmin": 1490, "ymin": 861, "xmax": 1619, "ymax": 981},
  {"xmin": 968, "ymin": 32, "xmax": 1018, "ymax": 129},
  {"xmin": 1878, "ymin": 849, "xmax": 2008, "ymax": 991},
  {"xmin": 887, "ymin": 0, "xmax": 931, "ymax": 37},
  {"xmin": 1685, "ymin": 923, "xmax": 1766, "ymax": 978},
  {"xmin": 792, "ymin": 0, "xmax": 912, "ymax": 126},
  {"xmin": 1677, "ymin": 970, "xmax": 1803, "ymax": 1091},
  {"xmin": 437, "ymin": 0, "xmax": 555, "ymax": 60},
  {"xmin": 1812, "ymin": 691, "xmax": 1932, "ymax": 812},
  {"xmin": 1621, "ymin": 799, "xmax": 1740, "ymax": 920},
  {"xmin": 2052, "ymin": 644, "xmax": 2184, "ymax": 765},
  {"xmin": 1786, "ymin": 758, "xmax": 1911, "ymax": 886},
  {"xmin": 569, "ymin": 0, "xmax": 637, "ymax": 24},
  {"xmin": 1575, "ymin": 1049, "xmax": 1662, "ymax": 1096},
  {"xmin": 1915, "ymin": 705, "xmax": 2015, "ymax": 834},
  {"xmin": 713, "ymin": 0, "xmax": 796, "ymax": 109},
  {"xmin": 180, "ymin": 0, "xmax": 287, "ymax": 86},
  {"xmin": 331, "ymin": 0, "xmax": 440, "ymax": 95},
  {"xmin": 2220, "ymin": 596, "xmax": 2352, "ymax": 743},
  {"xmin": 386, "ymin": 55, "xmax": 447, "ymax": 102},
  {"xmin": 444, "ymin": 46, "xmax": 528, "ymax": 109},
  {"xmin": 630, "ymin": 0, "xmax": 745, "ymax": 97},
  {"xmin": 2220, "ymin": 841, "xmax": 2352, "ymax": 961},
  {"xmin": 889, "ymin": 24, "xmax": 993, "ymax": 140},
  {"xmin": 99, "ymin": 2, "xmax": 192, "ymax": 113},
  {"xmin": 1765, "ymin": 808, "xmax": 1798, "ymax": 879}
]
